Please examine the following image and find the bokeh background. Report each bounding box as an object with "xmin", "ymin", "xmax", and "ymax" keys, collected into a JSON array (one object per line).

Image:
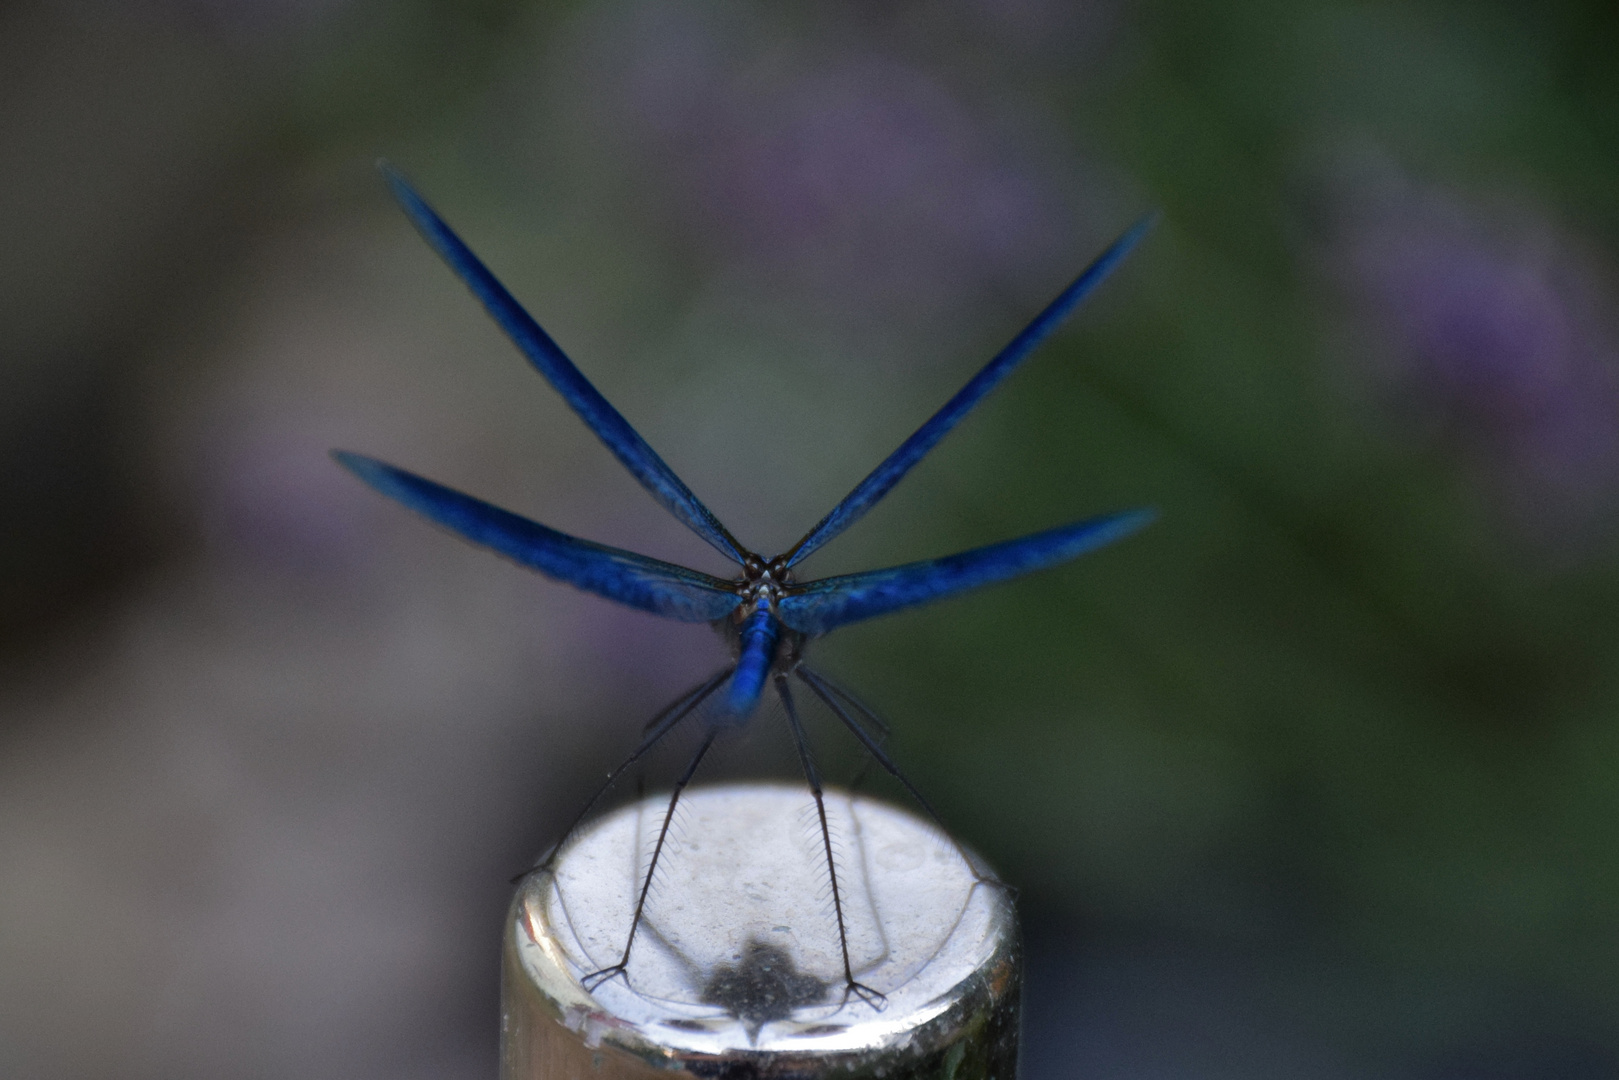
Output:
[{"xmin": 3, "ymin": 0, "xmax": 1618, "ymax": 1076}]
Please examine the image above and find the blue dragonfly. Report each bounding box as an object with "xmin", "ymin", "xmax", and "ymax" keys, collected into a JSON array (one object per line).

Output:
[{"xmin": 336, "ymin": 164, "xmax": 1155, "ymax": 1007}]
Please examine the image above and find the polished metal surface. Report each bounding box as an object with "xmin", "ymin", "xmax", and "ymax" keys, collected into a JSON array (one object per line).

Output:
[{"xmin": 501, "ymin": 783, "xmax": 1019, "ymax": 1080}]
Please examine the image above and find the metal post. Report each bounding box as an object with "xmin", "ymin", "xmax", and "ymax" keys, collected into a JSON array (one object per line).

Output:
[{"xmin": 501, "ymin": 783, "xmax": 1019, "ymax": 1080}]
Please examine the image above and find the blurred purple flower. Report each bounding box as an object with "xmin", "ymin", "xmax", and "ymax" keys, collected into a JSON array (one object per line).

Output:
[
  {"xmin": 964, "ymin": 0, "xmax": 1122, "ymax": 57},
  {"xmin": 1332, "ymin": 178, "xmax": 1619, "ymax": 549},
  {"xmin": 690, "ymin": 59, "xmax": 1060, "ymax": 276},
  {"xmin": 563, "ymin": 1, "xmax": 1108, "ymax": 362},
  {"xmin": 68, "ymin": 0, "xmax": 355, "ymax": 42}
]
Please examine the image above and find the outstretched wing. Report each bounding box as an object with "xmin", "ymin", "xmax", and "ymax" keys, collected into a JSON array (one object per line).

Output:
[
  {"xmin": 381, "ymin": 163, "xmax": 747, "ymax": 565},
  {"xmin": 775, "ymin": 509, "xmax": 1154, "ymax": 636},
  {"xmin": 781, "ymin": 217, "xmax": 1157, "ymax": 568},
  {"xmin": 335, "ymin": 451, "xmax": 742, "ymax": 623}
]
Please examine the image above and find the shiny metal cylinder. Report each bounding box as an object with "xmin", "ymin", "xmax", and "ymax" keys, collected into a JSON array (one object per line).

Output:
[{"xmin": 501, "ymin": 782, "xmax": 1019, "ymax": 1080}]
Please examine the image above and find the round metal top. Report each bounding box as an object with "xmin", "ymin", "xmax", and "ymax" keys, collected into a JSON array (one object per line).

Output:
[{"xmin": 504, "ymin": 783, "xmax": 1017, "ymax": 1073}]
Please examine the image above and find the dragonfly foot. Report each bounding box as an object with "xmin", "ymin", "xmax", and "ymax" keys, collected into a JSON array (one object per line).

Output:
[{"xmin": 843, "ymin": 980, "xmax": 887, "ymax": 1011}]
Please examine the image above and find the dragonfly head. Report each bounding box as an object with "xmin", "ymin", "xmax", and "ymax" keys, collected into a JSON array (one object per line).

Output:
[{"xmin": 735, "ymin": 553, "xmax": 794, "ymax": 619}]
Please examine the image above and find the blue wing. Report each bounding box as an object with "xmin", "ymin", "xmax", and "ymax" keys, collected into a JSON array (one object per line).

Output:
[
  {"xmin": 334, "ymin": 451, "xmax": 742, "ymax": 623},
  {"xmin": 775, "ymin": 509, "xmax": 1154, "ymax": 636},
  {"xmin": 781, "ymin": 217, "xmax": 1157, "ymax": 568},
  {"xmin": 380, "ymin": 163, "xmax": 747, "ymax": 565}
]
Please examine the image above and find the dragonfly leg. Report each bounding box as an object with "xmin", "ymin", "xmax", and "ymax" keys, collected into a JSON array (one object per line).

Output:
[
  {"xmin": 796, "ymin": 666, "xmax": 1009, "ymax": 894},
  {"xmin": 582, "ymin": 725, "xmax": 720, "ymax": 993},
  {"xmin": 797, "ymin": 668, "xmax": 890, "ymax": 740},
  {"xmin": 795, "ymin": 668, "xmax": 889, "ymax": 789},
  {"xmin": 511, "ymin": 667, "xmax": 732, "ymax": 884},
  {"xmin": 775, "ymin": 674, "xmax": 886, "ymax": 1011}
]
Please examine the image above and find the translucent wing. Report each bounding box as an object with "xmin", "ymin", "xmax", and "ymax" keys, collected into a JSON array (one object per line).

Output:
[
  {"xmin": 776, "ymin": 509, "xmax": 1154, "ymax": 636},
  {"xmin": 335, "ymin": 452, "xmax": 742, "ymax": 623},
  {"xmin": 381, "ymin": 164, "xmax": 747, "ymax": 565},
  {"xmin": 782, "ymin": 217, "xmax": 1157, "ymax": 568}
]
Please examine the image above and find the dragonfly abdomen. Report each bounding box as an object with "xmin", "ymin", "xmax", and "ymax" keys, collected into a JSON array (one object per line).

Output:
[{"xmin": 723, "ymin": 609, "xmax": 780, "ymax": 719}]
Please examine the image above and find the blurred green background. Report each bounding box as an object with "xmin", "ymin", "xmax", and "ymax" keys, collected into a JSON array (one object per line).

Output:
[{"xmin": 2, "ymin": 0, "xmax": 1617, "ymax": 1076}]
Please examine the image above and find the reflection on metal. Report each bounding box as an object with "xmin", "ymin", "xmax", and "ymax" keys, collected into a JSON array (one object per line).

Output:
[
  {"xmin": 701, "ymin": 938, "xmax": 829, "ymax": 1041},
  {"xmin": 501, "ymin": 783, "xmax": 1020, "ymax": 1080}
]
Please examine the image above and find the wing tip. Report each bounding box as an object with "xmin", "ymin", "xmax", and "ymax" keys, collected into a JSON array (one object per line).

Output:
[
  {"xmin": 331, "ymin": 449, "xmax": 405, "ymax": 497},
  {"xmin": 1105, "ymin": 506, "xmax": 1158, "ymax": 542},
  {"xmin": 377, "ymin": 161, "xmax": 438, "ymax": 233},
  {"xmin": 376, "ymin": 157, "xmax": 408, "ymax": 191},
  {"xmin": 1107, "ymin": 213, "xmax": 1161, "ymax": 265},
  {"xmin": 330, "ymin": 447, "xmax": 374, "ymax": 474},
  {"xmin": 1120, "ymin": 504, "xmax": 1158, "ymax": 527}
]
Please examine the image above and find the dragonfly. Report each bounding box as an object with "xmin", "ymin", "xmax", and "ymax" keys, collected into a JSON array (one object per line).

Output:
[{"xmin": 336, "ymin": 164, "xmax": 1156, "ymax": 1008}]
